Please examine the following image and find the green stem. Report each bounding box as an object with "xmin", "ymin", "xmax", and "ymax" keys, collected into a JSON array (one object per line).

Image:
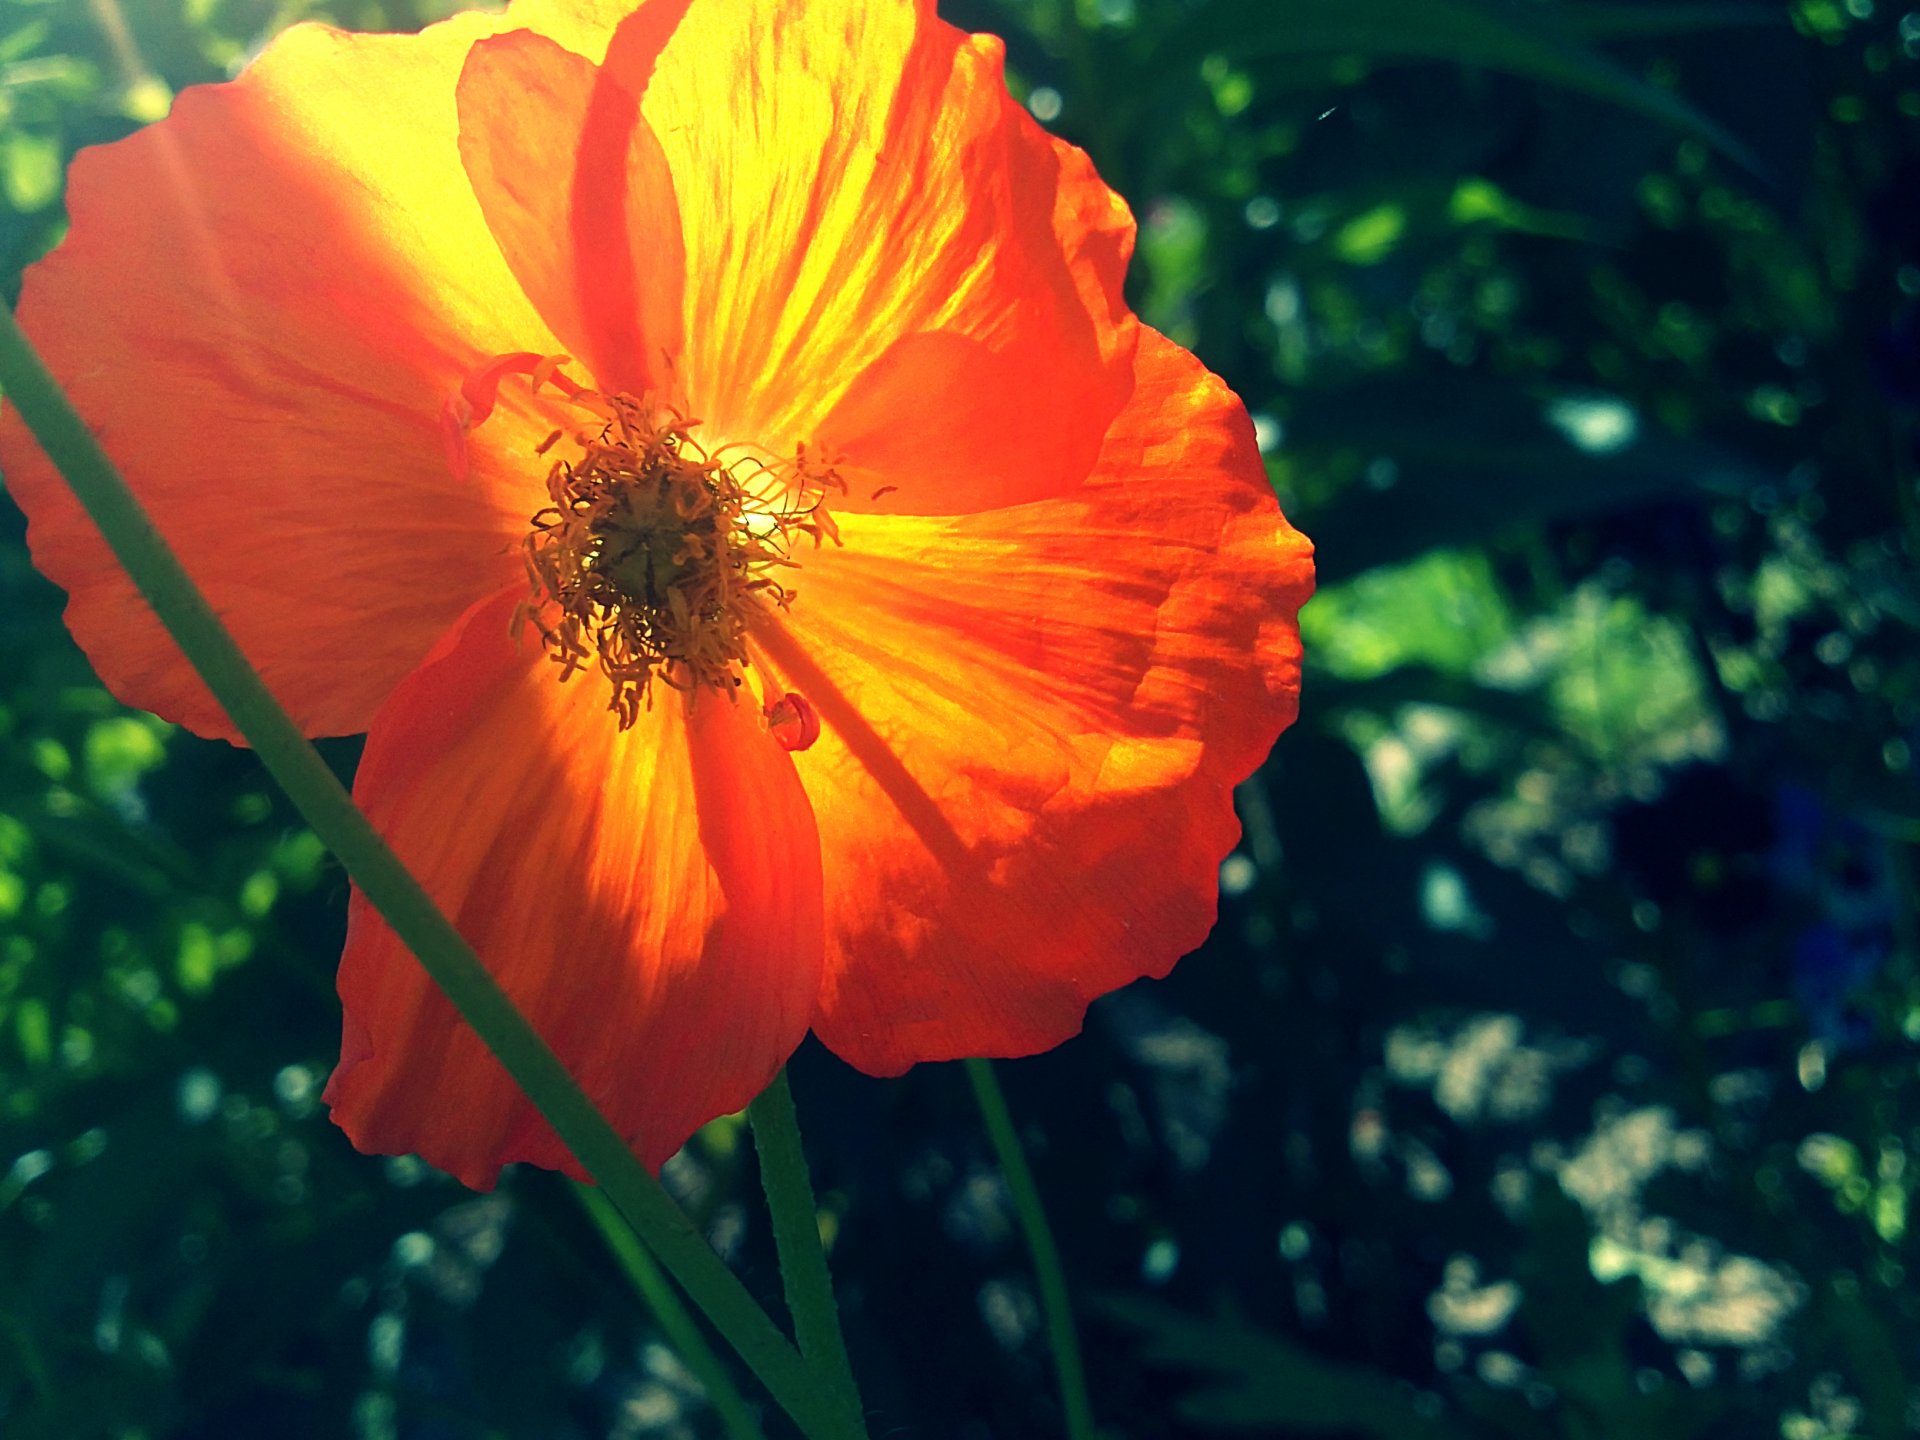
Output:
[
  {"xmin": 746, "ymin": 1068, "xmax": 866, "ymax": 1435},
  {"xmin": 0, "ymin": 307, "xmax": 861, "ymax": 1440},
  {"xmin": 964, "ymin": 1057, "xmax": 1097, "ymax": 1440},
  {"xmin": 572, "ymin": 1181, "xmax": 768, "ymax": 1440}
]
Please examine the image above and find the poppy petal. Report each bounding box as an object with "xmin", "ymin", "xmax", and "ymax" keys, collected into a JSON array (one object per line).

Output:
[
  {"xmin": 637, "ymin": 0, "xmax": 1135, "ymax": 513},
  {"xmin": 756, "ymin": 330, "xmax": 1313, "ymax": 1073},
  {"xmin": 323, "ymin": 589, "xmax": 825, "ymax": 1187},
  {"xmin": 455, "ymin": 17, "xmax": 687, "ymax": 399},
  {"xmin": 0, "ymin": 13, "xmax": 567, "ymax": 741}
]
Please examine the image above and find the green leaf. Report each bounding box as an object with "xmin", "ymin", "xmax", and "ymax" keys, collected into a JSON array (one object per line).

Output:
[
  {"xmin": 1099, "ymin": 1296, "xmax": 1477, "ymax": 1436},
  {"xmin": 1285, "ymin": 375, "xmax": 1772, "ymax": 582},
  {"xmin": 14, "ymin": 996, "xmax": 50, "ymax": 1066},
  {"xmin": 0, "ymin": 20, "xmax": 50, "ymax": 66},
  {"xmin": 1167, "ymin": 0, "xmax": 1767, "ymax": 175},
  {"xmin": 1558, "ymin": 2, "xmax": 1782, "ymax": 42},
  {"xmin": 0, "ymin": 130, "xmax": 60, "ymax": 212}
]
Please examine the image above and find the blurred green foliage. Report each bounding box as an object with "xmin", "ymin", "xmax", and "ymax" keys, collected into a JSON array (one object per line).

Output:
[{"xmin": 1, "ymin": 0, "xmax": 1918, "ymax": 1437}]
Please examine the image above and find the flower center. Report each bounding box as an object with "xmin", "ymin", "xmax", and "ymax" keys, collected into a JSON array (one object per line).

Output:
[{"xmin": 517, "ymin": 392, "xmax": 841, "ymax": 728}]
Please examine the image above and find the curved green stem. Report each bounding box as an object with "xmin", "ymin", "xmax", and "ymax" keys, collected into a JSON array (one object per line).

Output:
[
  {"xmin": 0, "ymin": 307, "xmax": 862, "ymax": 1440},
  {"xmin": 573, "ymin": 1181, "xmax": 767, "ymax": 1440},
  {"xmin": 964, "ymin": 1057, "xmax": 1097, "ymax": 1440},
  {"xmin": 746, "ymin": 1068, "xmax": 866, "ymax": 1435}
]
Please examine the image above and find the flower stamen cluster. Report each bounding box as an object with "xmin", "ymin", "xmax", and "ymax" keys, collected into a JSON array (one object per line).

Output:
[{"xmin": 518, "ymin": 392, "xmax": 842, "ymax": 727}]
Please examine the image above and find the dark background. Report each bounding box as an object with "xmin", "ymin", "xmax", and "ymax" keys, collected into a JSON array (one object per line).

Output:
[{"xmin": 1, "ymin": 0, "xmax": 1917, "ymax": 1436}]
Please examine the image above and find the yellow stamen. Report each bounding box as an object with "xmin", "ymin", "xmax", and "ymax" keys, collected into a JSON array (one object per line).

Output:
[{"xmin": 517, "ymin": 391, "xmax": 841, "ymax": 728}]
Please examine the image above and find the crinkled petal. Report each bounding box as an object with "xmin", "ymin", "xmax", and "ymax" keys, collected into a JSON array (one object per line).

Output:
[
  {"xmin": 455, "ymin": 12, "xmax": 687, "ymax": 399},
  {"xmin": 639, "ymin": 0, "xmax": 1136, "ymax": 513},
  {"xmin": 0, "ymin": 12, "xmax": 566, "ymax": 740},
  {"xmin": 324, "ymin": 590, "xmax": 825, "ymax": 1187},
  {"xmin": 755, "ymin": 331, "xmax": 1313, "ymax": 1073}
]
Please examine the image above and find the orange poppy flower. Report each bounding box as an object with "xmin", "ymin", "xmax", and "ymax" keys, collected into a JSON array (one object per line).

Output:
[{"xmin": 0, "ymin": 0, "xmax": 1312, "ymax": 1187}]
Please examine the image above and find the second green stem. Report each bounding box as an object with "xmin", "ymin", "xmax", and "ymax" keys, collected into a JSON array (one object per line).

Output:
[
  {"xmin": 966, "ymin": 1056, "xmax": 1096, "ymax": 1440},
  {"xmin": 747, "ymin": 1067, "xmax": 866, "ymax": 1436}
]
